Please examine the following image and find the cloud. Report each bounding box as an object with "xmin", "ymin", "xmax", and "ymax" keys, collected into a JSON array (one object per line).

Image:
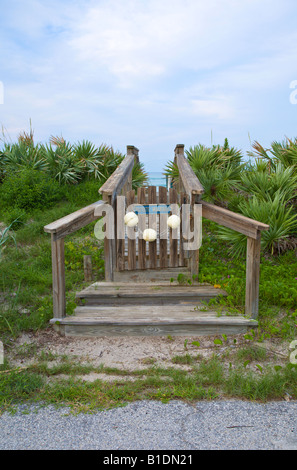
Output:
[{"xmin": 1, "ymin": 0, "xmax": 297, "ymax": 169}]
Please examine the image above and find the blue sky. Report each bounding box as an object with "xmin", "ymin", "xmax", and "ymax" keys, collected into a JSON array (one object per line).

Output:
[{"xmin": 0, "ymin": 0, "xmax": 297, "ymax": 171}]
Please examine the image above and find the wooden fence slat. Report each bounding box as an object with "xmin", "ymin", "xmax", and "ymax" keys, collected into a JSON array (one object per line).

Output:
[
  {"xmin": 137, "ymin": 187, "xmax": 146, "ymax": 269},
  {"xmin": 116, "ymin": 195, "xmax": 125, "ymax": 271},
  {"xmin": 179, "ymin": 192, "xmax": 187, "ymax": 267},
  {"xmin": 159, "ymin": 186, "xmax": 168, "ymax": 268},
  {"xmin": 169, "ymin": 187, "xmax": 178, "ymax": 268},
  {"xmin": 148, "ymin": 186, "xmax": 157, "ymax": 269},
  {"xmin": 126, "ymin": 189, "xmax": 136, "ymax": 271},
  {"xmin": 102, "ymin": 193, "xmax": 114, "ymax": 281}
]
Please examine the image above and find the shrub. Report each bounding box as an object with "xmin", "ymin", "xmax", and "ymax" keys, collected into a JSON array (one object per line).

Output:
[
  {"xmin": 2, "ymin": 207, "xmax": 28, "ymax": 230},
  {"xmin": 0, "ymin": 169, "xmax": 65, "ymax": 211}
]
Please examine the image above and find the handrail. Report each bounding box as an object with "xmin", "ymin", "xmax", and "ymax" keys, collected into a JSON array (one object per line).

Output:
[
  {"xmin": 174, "ymin": 144, "xmax": 204, "ymax": 202},
  {"xmin": 99, "ymin": 146, "xmax": 139, "ymax": 204},
  {"xmin": 201, "ymin": 201, "xmax": 269, "ymax": 239},
  {"xmin": 44, "ymin": 200, "xmax": 104, "ymax": 240},
  {"xmin": 172, "ymin": 143, "xmax": 269, "ymax": 320},
  {"xmin": 44, "ymin": 199, "xmax": 105, "ymax": 321}
]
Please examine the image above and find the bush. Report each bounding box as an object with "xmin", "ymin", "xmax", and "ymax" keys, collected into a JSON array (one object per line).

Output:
[
  {"xmin": 0, "ymin": 169, "xmax": 65, "ymax": 211},
  {"xmin": 2, "ymin": 207, "xmax": 28, "ymax": 230}
]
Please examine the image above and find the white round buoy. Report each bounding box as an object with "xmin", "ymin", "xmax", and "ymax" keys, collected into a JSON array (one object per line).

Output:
[
  {"xmin": 143, "ymin": 228, "xmax": 157, "ymax": 242},
  {"xmin": 167, "ymin": 214, "xmax": 180, "ymax": 229},
  {"xmin": 124, "ymin": 212, "xmax": 139, "ymax": 227}
]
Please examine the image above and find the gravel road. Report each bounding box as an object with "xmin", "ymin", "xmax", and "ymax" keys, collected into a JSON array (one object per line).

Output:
[{"xmin": 0, "ymin": 399, "xmax": 297, "ymax": 451}]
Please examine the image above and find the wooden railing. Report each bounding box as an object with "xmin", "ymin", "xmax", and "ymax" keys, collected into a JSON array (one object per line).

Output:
[
  {"xmin": 44, "ymin": 145, "xmax": 139, "ymax": 319},
  {"xmin": 44, "ymin": 143, "xmax": 269, "ymax": 323},
  {"xmin": 201, "ymin": 201, "xmax": 269, "ymax": 318},
  {"xmin": 44, "ymin": 200, "xmax": 104, "ymax": 320},
  {"xmin": 174, "ymin": 144, "xmax": 204, "ymax": 202},
  {"xmin": 173, "ymin": 144, "xmax": 269, "ymax": 319},
  {"xmin": 99, "ymin": 146, "xmax": 139, "ymax": 280}
]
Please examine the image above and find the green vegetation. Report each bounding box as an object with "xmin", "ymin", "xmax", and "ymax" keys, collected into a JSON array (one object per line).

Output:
[
  {"xmin": 0, "ymin": 129, "xmax": 297, "ymax": 412},
  {"xmin": 0, "ymin": 351, "xmax": 296, "ymax": 414},
  {"xmin": 165, "ymin": 136, "xmax": 297, "ymax": 257}
]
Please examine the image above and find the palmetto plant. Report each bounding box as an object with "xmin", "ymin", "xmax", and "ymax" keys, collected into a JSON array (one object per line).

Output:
[
  {"xmin": 40, "ymin": 141, "xmax": 83, "ymax": 184},
  {"xmin": 131, "ymin": 161, "xmax": 149, "ymax": 189},
  {"xmin": 217, "ymin": 193, "xmax": 297, "ymax": 256},
  {"xmin": 1, "ymin": 141, "xmax": 48, "ymax": 175},
  {"xmin": 240, "ymin": 163, "xmax": 297, "ymax": 203},
  {"xmin": 248, "ymin": 138, "xmax": 297, "ymax": 171},
  {"xmin": 164, "ymin": 140, "xmax": 243, "ymax": 204}
]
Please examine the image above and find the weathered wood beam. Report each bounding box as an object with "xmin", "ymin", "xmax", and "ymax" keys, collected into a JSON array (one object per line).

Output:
[
  {"xmin": 44, "ymin": 200, "xmax": 104, "ymax": 240},
  {"xmin": 245, "ymin": 233, "xmax": 261, "ymax": 319},
  {"xmin": 102, "ymin": 193, "xmax": 114, "ymax": 281},
  {"xmin": 51, "ymin": 235, "xmax": 66, "ymax": 319},
  {"xmin": 201, "ymin": 201, "xmax": 269, "ymax": 239},
  {"xmin": 174, "ymin": 144, "xmax": 204, "ymax": 202},
  {"xmin": 99, "ymin": 154, "xmax": 135, "ymax": 204}
]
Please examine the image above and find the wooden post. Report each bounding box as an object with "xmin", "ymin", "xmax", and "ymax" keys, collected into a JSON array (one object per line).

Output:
[
  {"xmin": 127, "ymin": 145, "xmax": 139, "ymax": 164},
  {"xmin": 148, "ymin": 186, "xmax": 157, "ymax": 269},
  {"xmin": 51, "ymin": 235, "xmax": 66, "ymax": 319},
  {"xmin": 102, "ymin": 193, "xmax": 114, "ymax": 281},
  {"xmin": 245, "ymin": 232, "xmax": 261, "ymax": 319},
  {"xmin": 159, "ymin": 186, "xmax": 168, "ymax": 268},
  {"xmin": 127, "ymin": 189, "xmax": 136, "ymax": 270},
  {"xmin": 169, "ymin": 187, "xmax": 178, "ymax": 267},
  {"xmin": 174, "ymin": 144, "xmax": 184, "ymax": 194},
  {"xmin": 84, "ymin": 255, "xmax": 93, "ymax": 282},
  {"xmin": 137, "ymin": 187, "xmax": 147, "ymax": 269}
]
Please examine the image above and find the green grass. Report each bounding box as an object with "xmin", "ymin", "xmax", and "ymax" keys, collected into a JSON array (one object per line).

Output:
[
  {"xmin": 1, "ymin": 353, "xmax": 296, "ymax": 414},
  {"xmin": 0, "ymin": 178, "xmax": 297, "ymax": 412}
]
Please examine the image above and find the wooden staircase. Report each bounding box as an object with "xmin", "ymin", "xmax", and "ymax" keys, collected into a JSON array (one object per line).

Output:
[
  {"xmin": 50, "ymin": 268, "xmax": 257, "ymax": 337},
  {"xmin": 45, "ymin": 144, "xmax": 268, "ymax": 338}
]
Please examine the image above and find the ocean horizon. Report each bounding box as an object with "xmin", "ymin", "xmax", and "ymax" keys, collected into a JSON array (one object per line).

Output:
[{"xmin": 147, "ymin": 171, "xmax": 168, "ymax": 187}]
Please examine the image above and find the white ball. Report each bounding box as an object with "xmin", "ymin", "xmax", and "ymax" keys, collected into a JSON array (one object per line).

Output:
[
  {"xmin": 167, "ymin": 214, "xmax": 180, "ymax": 229},
  {"xmin": 143, "ymin": 228, "xmax": 157, "ymax": 242},
  {"xmin": 124, "ymin": 212, "xmax": 139, "ymax": 227}
]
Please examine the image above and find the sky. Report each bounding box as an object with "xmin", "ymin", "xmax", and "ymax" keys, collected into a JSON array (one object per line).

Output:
[{"xmin": 0, "ymin": 0, "xmax": 297, "ymax": 172}]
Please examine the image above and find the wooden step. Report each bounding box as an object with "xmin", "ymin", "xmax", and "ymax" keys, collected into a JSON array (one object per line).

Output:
[
  {"xmin": 76, "ymin": 282, "xmax": 227, "ymax": 306},
  {"xmin": 50, "ymin": 304, "xmax": 257, "ymax": 337},
  {"xmin": 113, "ymin": 267, "xmax": 190, "ymax": 282}
]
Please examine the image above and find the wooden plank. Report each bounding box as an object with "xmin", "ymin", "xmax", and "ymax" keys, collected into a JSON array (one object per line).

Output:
[
  {"xmin": 174, "ymin": 145, "xmax": 204, "ymax": 201},
  {"xmin": 148, "ymin": 186, "xmax": 157, "ymax": 269},
  {"xmin": 169, "ymin": 188, "xmax": 178, "ymax": 267},
  {"xmin": 99, "ymin": 155, "xmax": 135, "ymax": 204},
  {"xmin": 179, "ymin": 192, "xmax": 188, "ymax": 267},
  {"xmin": 51, "ymin": 235, "xmax": 66, "ymax": 319},
  {"xmin": 72, "ymin": 305, "xmax": 233, "ymax": 318},
  {"xmin": 201, "ymin": 201, "xmax": 269, "ymax": 239},
  {"xmin": 137, "ymin": 187, "xmax": 147, "ymax": 269},
  {"xmin": 102, "ymin": 193, "xmax": 114, "ymax": 281},
  {"xmin": 44, "ymin": 200, "xmax": 104, "ymax": 240},
  {"xmin": 116, "ymin": 194, "xmax": 125, "ymax": 271},
  {"xmin": 62, "ymin": 321, "xmax": 256, "ymax": 337},
  {"xmin": 83, "ymin": 255, "xmax": 92, "ymax": 282},
  {"xmin": 126, "ymin": 189, "xmax": 136, "ymax": 271},
  {"xmin": 158, "ymin": 186, "xmax": 168, "ymax": 268},
  {"xmin": 114, "ymin": 267, "xmax": 189, "ymax": 282},
  {"xmin": 76, "ymin": 284, "xmax": 227, "ymax": 298},
  {"xmin": 245, "ymin": 233, "xmax": 261, "ymax": 319},
  {"xmin": 189, "ymin": 202, "xmax": 199, "ymax": 279}
]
